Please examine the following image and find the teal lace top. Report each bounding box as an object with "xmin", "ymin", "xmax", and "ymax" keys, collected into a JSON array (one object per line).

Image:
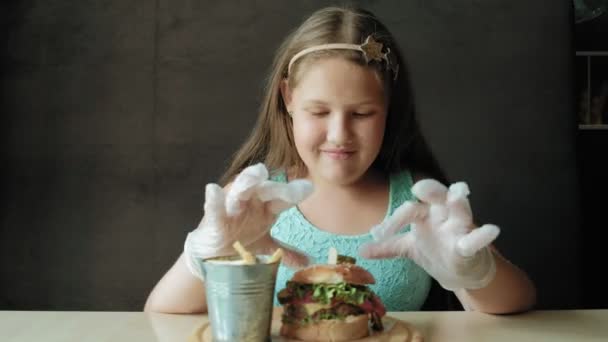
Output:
[{"xmin": 270, "ymin": 170, "xmax": 432, "ymax": 311}]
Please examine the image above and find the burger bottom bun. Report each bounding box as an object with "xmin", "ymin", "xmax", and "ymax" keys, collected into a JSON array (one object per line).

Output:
[{"xmin": 280, "ymin": 314, "xmax": 369, "ymax": 342}]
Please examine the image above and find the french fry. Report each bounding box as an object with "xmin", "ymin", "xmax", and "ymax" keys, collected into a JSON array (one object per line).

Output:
[
  {"xmin": 267, "ymin": 248, "xmax": 284, "ymax": 264},
  {"xmin": 327, "ymin": 247, "xmax": 338, "ymax": 265},
  {"xmin": 232, "ymin": 241, "xmax": 256, "ymax": 265}
]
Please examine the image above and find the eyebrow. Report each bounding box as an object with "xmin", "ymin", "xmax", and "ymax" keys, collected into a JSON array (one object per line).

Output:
[{"xmin": 302, "ymin": 99, "xmax": 382, "ymax": 107}]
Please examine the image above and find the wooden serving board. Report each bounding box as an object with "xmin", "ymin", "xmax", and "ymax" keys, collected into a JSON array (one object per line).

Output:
[{"xmin": 189, "ymin": 307, "xmax": 424, "ymax": 342}]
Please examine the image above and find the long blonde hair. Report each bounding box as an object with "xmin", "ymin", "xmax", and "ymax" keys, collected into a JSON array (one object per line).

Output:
[{"xmin": 220, "ymin": 6, "xmax": 446, "ymax": 185}]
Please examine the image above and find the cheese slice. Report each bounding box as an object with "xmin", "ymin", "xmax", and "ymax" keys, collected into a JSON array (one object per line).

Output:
[{"xmin": 303, "ymin": 302, "xmax": 333, "ymax": 315}]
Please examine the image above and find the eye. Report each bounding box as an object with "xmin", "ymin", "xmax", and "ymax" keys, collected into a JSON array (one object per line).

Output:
[
  {"xmin": 308, "ymin": 110, "xmax": 329, "ymax": 116},
  {"xmin": 353, "ymin": 111, "xmax": 373, "ymax": 117}
]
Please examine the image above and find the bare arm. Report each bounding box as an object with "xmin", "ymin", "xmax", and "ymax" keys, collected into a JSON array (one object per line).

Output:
[
  {"xmin": 454, "ymin": 247, "xmax": 536, "ymax": 314},
  {"xmin": 143, "ymin": 253, "xmax": 207, "ymax": 313}
]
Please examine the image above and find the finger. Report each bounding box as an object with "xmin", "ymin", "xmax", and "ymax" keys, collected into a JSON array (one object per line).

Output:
[
  {"xmin": 371, "ymin": 201, "xmax": 427, "ymax": 241},
  {"xmin": 446, "ymin": 182, "xmax": 473, "ymax": 225},
  {"xmin": 359, "ymin": 233, "xmax": 414, "ymax": 259},
  {"xmin": 225, "ymin": 163, "xmax": 269, "ymax": 216},
  {"xmin": 257, "ymin": 179, "xmax": 313, "ymax": 203},
  {"xmin": 258, "ymin": 179, "xmax": 314, "ymax": 214},
  {"xmin": 203, "ymin": 183, "xmax": 226, "ymax": 224},
  {"xmin": 447, "ymin": 182, "xmax": 470, "ymax": 201},
  {"xmin": 411, "ymin": 179, "xmax": 448, "ymax": 205},
  {"xmin": 428, "ymin": 204, "xmax": 449, "ymax": 227},
  {"xmin": 191, "ymin": 183, "xmax": 228, "ymax": 255},
  {"xmin": 456, "ymin": 224, "xmax": 500, "ymax": 257}
]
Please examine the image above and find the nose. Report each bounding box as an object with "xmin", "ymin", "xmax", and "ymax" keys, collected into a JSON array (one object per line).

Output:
[{"xmin": 326, "ymin": 112, "xmax": 352, "ymax": 145}]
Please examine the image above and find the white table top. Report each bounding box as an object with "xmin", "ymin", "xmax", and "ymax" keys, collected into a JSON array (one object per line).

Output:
[{"xmin": 1, "ymin": 309, "xmax": 607, "ymax": 341}]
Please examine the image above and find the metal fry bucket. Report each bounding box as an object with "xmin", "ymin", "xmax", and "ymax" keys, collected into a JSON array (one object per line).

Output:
[{"xmin": 200, "ymin": 255, "xmax": 279, "ymax": 342}]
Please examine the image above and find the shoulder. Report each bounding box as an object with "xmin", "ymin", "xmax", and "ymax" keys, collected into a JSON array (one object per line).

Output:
[
  {"xmin": 410, "ymin": 171, "xmax": 428, "ymax": 183},
  {"xmin": 269, "ymin": 169, "xmax": 288, "ymax": 182},
  {"xmin": 409, "ymin": 170, "xmax": 449, "ymax": 186},
  {"xmin": 270, "ymin": 167, "xmax": 306, "ymax": 183},
  {"xmin": 390, "ymin": 169, "xmax": 416, "ymax": 189}
]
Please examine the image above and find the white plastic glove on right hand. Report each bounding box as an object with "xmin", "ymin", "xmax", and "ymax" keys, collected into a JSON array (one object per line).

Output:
[
  {"xmin": 184, "ymin": 163, "xmax": 313, "ymax": 280},
  {"xmin": 359, "ymin": 179, "xmax": 500, "ymax": 291}
]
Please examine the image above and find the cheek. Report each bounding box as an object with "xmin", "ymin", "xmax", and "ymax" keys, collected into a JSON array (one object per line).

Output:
[
  {"xmin": 374, "ymin": 121, "xmax": 387, "ymax": 146},
  {"xmin": 293, "ymin": 117, "xmax": 323, "ymax": 148},
  {"xmin": 361, "ymin": 117, "xmax": 387, "ymax": 149}
]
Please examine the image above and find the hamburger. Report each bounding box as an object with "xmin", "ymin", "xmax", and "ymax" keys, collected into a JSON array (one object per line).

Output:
[{"xmin": 276, "ymin": 255, "xmax": 386, "ymax": 341}]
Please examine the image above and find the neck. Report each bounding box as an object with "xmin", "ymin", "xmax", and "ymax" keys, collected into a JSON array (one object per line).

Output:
[
  {"xmin": 307, "ymin": 168, "xmax": 387, "ymax": 197},
  {"xmin": 295, "ymin": 167, "xmax": 391, "ymax": 235}
]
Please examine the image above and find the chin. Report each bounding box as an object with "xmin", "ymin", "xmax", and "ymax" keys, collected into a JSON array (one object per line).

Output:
[
  {"xmin": 322, "ymin": 173, "xmax": 357, "ymax": 185},
  {"xmin": 323, "ymin": 169, "xmax": 372, "ymax": 186}
]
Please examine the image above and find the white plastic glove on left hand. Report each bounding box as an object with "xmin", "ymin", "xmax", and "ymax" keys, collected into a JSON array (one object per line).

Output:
[
  {"xmin": 184, "ymin": 163, "xmax": 313, "ymax": 280},
  {"xmin": 359, "ymin": 179, "xmax": 500, "ymax": 291}
]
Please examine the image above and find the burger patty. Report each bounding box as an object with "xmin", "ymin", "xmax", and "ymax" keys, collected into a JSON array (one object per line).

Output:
[
  {"xmin": 279, "ymin": 281, "xmax": 386, "ymax": 331},
  {"xmin": 282, "ymin": 302, "xmax": 364, "ymax": 322},
  {"xmin": 282, "ymin": 302, "xmax": 383, "ymax": 331},
  {"xmin": 283, "ymin": 303, "xmax": 309, "ymax": 322}
]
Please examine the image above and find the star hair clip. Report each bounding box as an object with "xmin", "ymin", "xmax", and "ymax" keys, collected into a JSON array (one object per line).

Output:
[
  {"xmin": 360, "ymin": 36, "xmax": 399, "ymax": 81},
  {"xmin": 287, "ymin": 35, "xmax": 400, "ymax": 81}
]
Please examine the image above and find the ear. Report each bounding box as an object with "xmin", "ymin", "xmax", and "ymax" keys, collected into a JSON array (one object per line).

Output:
[{"xmin": 280, "ymin": 78, "xmax": 293, "ymax": 112}]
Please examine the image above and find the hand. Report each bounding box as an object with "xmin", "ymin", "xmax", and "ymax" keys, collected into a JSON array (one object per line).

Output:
[
  {"xmin": 359, "ymin": 179, "xmax": 500, "ymax": 291},
  {"xmin": 184, "ymin": 163, "xmax": 313, "ymax": 279}
]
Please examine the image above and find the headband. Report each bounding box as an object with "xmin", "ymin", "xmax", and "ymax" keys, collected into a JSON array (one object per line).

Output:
[{"xmin": 287, "ymin": 35, "xmax": 399, "ymax": 81}]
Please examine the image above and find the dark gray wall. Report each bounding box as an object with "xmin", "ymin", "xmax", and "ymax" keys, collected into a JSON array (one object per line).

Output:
[{"xmin": 1, "ymin": 0, "xmax": 582, "ymax": 310}]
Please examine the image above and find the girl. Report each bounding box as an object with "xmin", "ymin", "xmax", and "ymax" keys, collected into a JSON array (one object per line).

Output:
[{"xmin": 144, "ymin": 6, "xmax": 536, "ymax": 314}]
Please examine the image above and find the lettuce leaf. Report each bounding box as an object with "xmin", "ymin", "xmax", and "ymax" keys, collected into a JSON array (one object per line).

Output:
[{"xmin": 311, "ymin": 282, "xmax": 370, "ymax": 305}]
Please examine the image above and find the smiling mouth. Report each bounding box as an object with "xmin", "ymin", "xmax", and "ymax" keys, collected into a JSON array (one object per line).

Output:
[{"xmin": 322, "ymin": 150, "xmax": 355, "ymax": 160}]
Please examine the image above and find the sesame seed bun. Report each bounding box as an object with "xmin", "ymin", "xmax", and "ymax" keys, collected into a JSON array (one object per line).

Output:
[{"xmin": 291, "ymin": 264, "xmax": 375, "ymax": 285}]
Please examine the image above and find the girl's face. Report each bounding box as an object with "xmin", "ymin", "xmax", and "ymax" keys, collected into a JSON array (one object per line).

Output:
[{"xmin": 284, "ymin": 57, "xmax": 388, "ymax": 185}]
